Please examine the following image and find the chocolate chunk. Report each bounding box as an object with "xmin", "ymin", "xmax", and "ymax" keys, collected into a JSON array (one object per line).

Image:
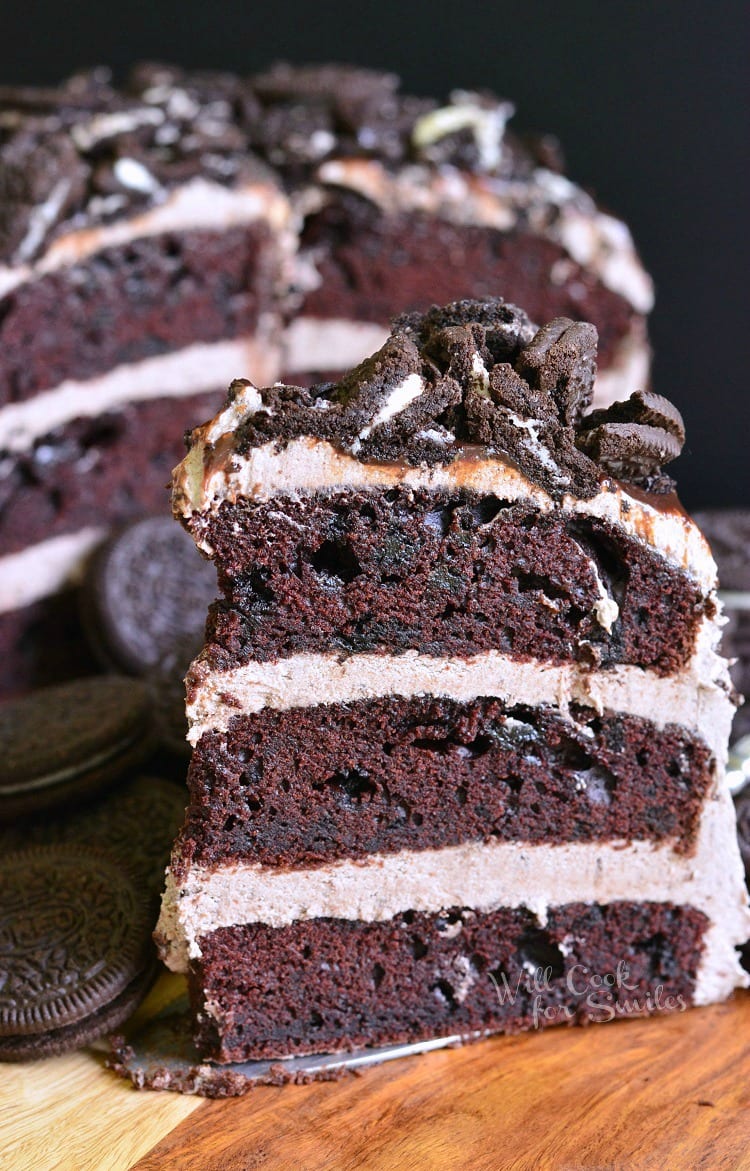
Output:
[
  {"xmin": 81, "ymin": 516, "xmax": 217, "ymax": 676},
  {"xmin": 0, "ymin": 677, "xmax": 155, "ymax": 821},
  {"xmin": 576, "ymin": 390, "xmax": 685, "ymax": 485},
  {"xmin": 398, "ymin": 298, "xmax": 536, "ymax": 362},
  {"xmin": 517, "ymin": 318, "xmax": 598, "ymax": 426},
  {"xmin": 0, "ymin": 845, "xmax": 155, "ymax": 1060}
]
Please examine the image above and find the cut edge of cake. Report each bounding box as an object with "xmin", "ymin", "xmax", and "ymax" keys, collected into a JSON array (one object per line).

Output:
[{"xmin": 156, "ymin": 297, "xmax": 749, "ymax": 1062}]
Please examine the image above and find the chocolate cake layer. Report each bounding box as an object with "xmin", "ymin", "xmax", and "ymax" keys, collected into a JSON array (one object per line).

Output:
[
  {"xmin": 0, "ymin": 389, "xmax": 224, "ymax": 557},
  {"xmin": 300, "ymin": 194, "xmax": 635, "ymax": 370},
  {"xmin": 0, "ymin": 225, "xmax": 277, "ymax": 405},
  {"xmin": 190, "ymin": 900, "xmax": 708, "ymax": 1061},
  {"xmin": 176, "ymin": 698, "xmax": 713, "ymax": 871},
  {"xmin": 197, "ymin": 490, "xmax": 708, "ymax": 676}
]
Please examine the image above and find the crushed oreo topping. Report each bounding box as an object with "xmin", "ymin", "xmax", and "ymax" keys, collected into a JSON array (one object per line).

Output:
[
  {"xmin": 0, "ymin": 62, "xmax": 532, "ymax": 266},
  {"xmin": 212, "ymin": 298, "xmax": 681, "ymax": 500},
  {"xmin": 576, "ymin": 390, "xmax": 685, "ymax": 490}
]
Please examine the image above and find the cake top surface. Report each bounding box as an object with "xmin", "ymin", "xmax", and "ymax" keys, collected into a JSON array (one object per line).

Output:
[
  {"xmin": 178, "ymin": 298, "xmax": 685, "ymax": 507},
  {"xmin": 0, "ymin": 62, "xmax": 554, "ymax": 268}
]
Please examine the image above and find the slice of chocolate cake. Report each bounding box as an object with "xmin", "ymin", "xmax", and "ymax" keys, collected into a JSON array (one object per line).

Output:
[
  {"xmin": 157, "ymin": 298, "xmax": 749, "ymax": 1063},
  {"xmin": 0, "ymin": 63, "xmax": 652, "ymax": 695}
]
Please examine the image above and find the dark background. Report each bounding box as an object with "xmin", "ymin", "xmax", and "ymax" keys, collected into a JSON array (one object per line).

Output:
[{"xmin": 3, "ymin": 0, "xmax": 747, "ymax": 507}]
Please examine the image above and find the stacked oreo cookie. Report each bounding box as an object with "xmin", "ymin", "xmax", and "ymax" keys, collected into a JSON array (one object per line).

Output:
[
  {"xmin": 0, "ymin": 516, "xmax": 211, "ymax": 1060},
  {"xmin": 0, "ymin": 675, "xmax": 185, "ymax": 1060}
]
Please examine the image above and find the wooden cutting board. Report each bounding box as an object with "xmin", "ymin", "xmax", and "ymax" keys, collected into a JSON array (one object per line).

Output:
[{"xmin": 2, "ymin": 977, "xmax": 748, "ymax": 1170}]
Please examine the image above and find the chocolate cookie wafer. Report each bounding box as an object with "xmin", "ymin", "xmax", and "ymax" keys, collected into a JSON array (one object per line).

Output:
[
  {"xmin": 0, "ymin": 676, "xmax": 155, "ymax": 821},
  {"xmin": 81, "ymin": 516, "xmax": 217, "ymax": 676},
  {"xmin": 0, "ymin": 845, "xmax": 157, "ymax": 1061},
  {"xmin": 0, "ymin": 774, "xmax": 186, "ymax": 903}
]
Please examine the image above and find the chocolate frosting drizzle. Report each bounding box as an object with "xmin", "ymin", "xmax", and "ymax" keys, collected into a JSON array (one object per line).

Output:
[
  {"xmin": 228, "ymin": 297, "xmax": 684, "ymax": 499},
  {"xmin": 0, "ymin": 63, "xmax": 552, "ymax": 267}
]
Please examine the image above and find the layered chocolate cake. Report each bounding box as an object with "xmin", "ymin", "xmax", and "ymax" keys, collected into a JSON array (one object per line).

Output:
[
  {"xmin": 0, "ymin": 63, "xmax": 652, "ymax": 694},
  {"xmin": 157, "ymin": 298, "xmax": 749, "ymax": 1062}
]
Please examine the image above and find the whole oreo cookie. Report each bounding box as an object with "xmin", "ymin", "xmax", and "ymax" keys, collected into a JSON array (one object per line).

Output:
[
  {"xmin": 81, "ymin": 516, "xmax": 217, "ymax": 676},
  {"xmin": 0, "ymin": 676, "xmax": 155, "ymax": 821},
  {"xmin": 0, "ymin": 774, "xmax": 186, "ymax": 902},
  {"xmin": 0, "ymin": 845, "xmax": 156, "ymax": 1061}
]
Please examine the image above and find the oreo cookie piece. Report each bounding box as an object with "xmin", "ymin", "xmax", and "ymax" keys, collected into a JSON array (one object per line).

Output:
[
  {"xmin": 0, "ymin": 676, "xmax": 155, "ymax": 821},
  {"xmin": 0, "ymin": 845, "xmax": 156, "ymax": 1061},
  {"xmin": 81, "ymin": 516, "xmax": 217, "ymax": 676}
]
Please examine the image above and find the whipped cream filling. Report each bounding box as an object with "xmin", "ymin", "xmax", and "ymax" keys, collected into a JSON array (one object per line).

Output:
[
  {"xmin": 156, "ymin": 791, "xmax": 750, "ymax": 1009},
  {"xmin": 185, "ymin": 616, "xmax": 733, "ymax": 758},
  {"xmin": 174, "ymin": 435, "xmax": 717, "ymax": 592},
  {"xmin": 0, "ymin": 527, "xmax": 105, "ymax": 613},
  {"xmin": 0, "ymin": 335, "xmax": 283, "ymax": 453},
  {"xmin": 354, "ymin": 372, "xmax": 425, "ymax": 446},
  {"xmin": 0, "ymin": 177, "xmax": 294, "ymax": 300},
  {"xmin": 314, "ymin": 159, "xmax": 654, "ymax": 314}
]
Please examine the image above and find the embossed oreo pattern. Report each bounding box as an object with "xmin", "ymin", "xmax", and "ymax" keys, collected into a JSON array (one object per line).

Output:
[{"xmin": 0, "ymin": 846, "xmax": 152, "ymax": 1035}]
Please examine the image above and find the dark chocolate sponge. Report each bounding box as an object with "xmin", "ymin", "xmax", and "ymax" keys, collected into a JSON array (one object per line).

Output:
[
  {"xmin": 80, "ymin": 516, "xmax": 218, "ymax": 676},
  {"xmin": 0, "ymin": 676, "xmax": 155, "ymax": 821},
  {"xmin": 0, "ymin": 845, "xmax": 156, "ymax": 1061}
]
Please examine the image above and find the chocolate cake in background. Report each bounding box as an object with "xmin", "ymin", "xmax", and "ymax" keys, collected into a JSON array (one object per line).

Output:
[
  {"xmin": 156, "ymin": 297, "xmax": 748, "ymax": 1063},
  {"xmin": 0, "ymin": 62, "xmax": 653, "ymax": 695},
  {"xmin": 693, "ymin": 512, "xmax": 750, "ymax": 740}
]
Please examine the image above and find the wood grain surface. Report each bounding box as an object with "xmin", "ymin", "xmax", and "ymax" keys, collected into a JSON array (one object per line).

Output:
[
  {"xmin": 139, "ymin": 990, "xmax": 750, "ymax": 1171},
  {"xmin": 4, "ymin": 985, "xmax": 749, "ymax": 1170},
  {"xmin": 0, "ymin": 975, "xmax": 202, "ymax": 1171}
]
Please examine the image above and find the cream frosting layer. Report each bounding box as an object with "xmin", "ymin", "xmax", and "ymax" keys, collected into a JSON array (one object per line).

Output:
[
  {"xmin": 0, "ymin": 527, "xmax": 105, "ymax": 613},
  {"xmin": 313, "ymin": 159, "xmax": 654, "ymax": 314},
  {"xmin": 0, "ymin": 177, "xmax": 294, "ymax": 300},
  {"xmin": 156, "ymin": 791, "xmax": 750, "ymax": 1008},
  {"xmin": 174, "ymin": 432, "xmax": 717, "ymax": 592},
  {"xmin": 185, "ymin": 616, "xmax": 734, "ymax": 757},
  {"xmin": 0, "ymin": 335, "xmax": 283, "ymax": 453}
]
